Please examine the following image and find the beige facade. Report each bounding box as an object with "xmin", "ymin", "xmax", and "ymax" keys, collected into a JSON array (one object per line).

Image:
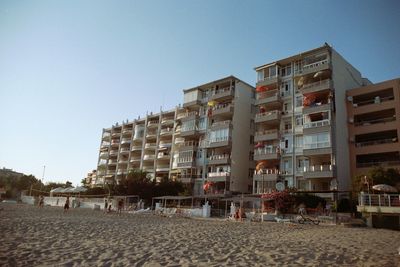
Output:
[
  {"xmin": 346, "ymin": 78, "xmax": 400, "ymax": 179},
  {"xmin": 178, "ymin": 76, "xmax": 255, "ymax": 196},
  {"xmin": 253, "ymin": 43, "xmax": 365, "ymax": 196},
  {"xmin": 95, "ymin": 76, "xmax": 255, "ymax": 196}
]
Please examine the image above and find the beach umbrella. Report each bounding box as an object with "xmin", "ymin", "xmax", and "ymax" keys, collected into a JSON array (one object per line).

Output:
[
  {"xmin": 372, "ymin": 184, "xmax": 398, "ymax": 193},
  {"xmin": 73, "ymin": 186, "xmax": 88, "ymax": 193},
  {"xmin": 255, "ymin": 161, "xmax": 268, "ymax": 172}
]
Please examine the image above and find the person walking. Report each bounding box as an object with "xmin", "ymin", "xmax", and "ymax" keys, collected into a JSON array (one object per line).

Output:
[
  {"xmin": 104, "ymin": 199, "xmax": 108, "ymax": 213},
  {"xmin": 38, "ymin": 195, "xmax": 44, "ymax": 208},
  {"xmin": 117, "ymin": 198, "xmax": 124, "ymax": 216},
  {"xmin": 64, "ymin": 196, "xmax": 70, "ymax": 212}
]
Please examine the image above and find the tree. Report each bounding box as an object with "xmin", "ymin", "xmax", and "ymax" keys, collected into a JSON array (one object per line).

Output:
[{"xmin": 352, "ymin": 166, "xmax": 400, "ymax": 192}]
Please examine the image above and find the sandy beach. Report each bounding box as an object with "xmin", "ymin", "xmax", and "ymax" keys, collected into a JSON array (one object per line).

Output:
[{"xmin": 0, "ymin": 203, "xmax": 399, "ymax": 266}]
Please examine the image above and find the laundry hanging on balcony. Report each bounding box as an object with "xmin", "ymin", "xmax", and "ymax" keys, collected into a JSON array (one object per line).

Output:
[
  {"xmin": 254, "ymin": 142, "xmax": 264, "ymax": 149},
  {"xmin": 203, "ymin": 181, "xmax": 214, "ymax": 191},
  {"xmin": 255, "ymin": 160, "xmax": 268, "ymax": 171},
  {"xmin": 256, "ymin": 86, "xmax": 268, "ymax": 92}
]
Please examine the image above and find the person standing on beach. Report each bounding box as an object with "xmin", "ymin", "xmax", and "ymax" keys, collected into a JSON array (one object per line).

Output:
[
  {"xmin": 64, "ymin": 196, "xmax": 70, "ymax": 212},
  {"xmin": 117, "ymin": 198, "xmax": 124, "ymax": 215},
  {"xmin": 38, "ymin": 195, "xmax": 44, "ymax": 208},
  {"xmin": 104, "ymin": 199, "xmax": 108, "ymax": 213}
]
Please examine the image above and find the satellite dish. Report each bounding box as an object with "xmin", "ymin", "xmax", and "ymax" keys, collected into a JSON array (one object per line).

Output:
[
  {"xmin": 276, "ymin": 182, "xmax": 285, "ymax": 192},
  {"xmin": 330, "ymin": 179, "xmax": 338, "ymax": 190}
]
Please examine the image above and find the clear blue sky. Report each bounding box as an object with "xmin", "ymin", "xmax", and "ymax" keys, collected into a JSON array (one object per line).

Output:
[{"xmin": 0, "ymin": 0, "xmax": 399, "ymax": 186}]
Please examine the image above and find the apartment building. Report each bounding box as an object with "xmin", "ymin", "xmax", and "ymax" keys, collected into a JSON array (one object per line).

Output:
[
  {"xmin": 97, "ymin": 109, "xmax": 177, "ymax": 185},
  {"xmin": 346, "ymin": 78, "xmax": 400, "ymax": 178},
  {"xmin": 84, "ymin": 170, "xmax": 99, "ymax": 188},
  {"xmin": 174, "ymin": 76, "xmax": 255, "ymax": 197},
  {"xmin": 253, "ymin": 43, "xmax": 366, "ymax": 196}
]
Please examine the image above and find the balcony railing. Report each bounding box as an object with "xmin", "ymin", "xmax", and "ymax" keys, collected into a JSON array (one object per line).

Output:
[
  {"xmin": 354, "ymin": 116, "xmax": 396, "ymax": 127},
  {"xmin": 355, "ymin": 138, "xmax": 398, "ymax": 147},
  {"xmin": 356, "ymin": 160, "xmax": 400, "ymax": 168},
  {"xmin": 353, "ymin": 95, "xmax": 394, "ymax": 108},
  {"xmin": 161, "ymin": 118, "xmax": 174, "ymax": 124},
  {"xmin": 118, "ymin": 159, "xmax": 129, "ymax": 164},
  {"xmin": 130, "ymin": 157, "xmax": 141, "ymax": 162},
  {"xmin": 302, "ymin": 79, "xmax": 330, "ymax": 90},
  {"xmin": 131, "ymin": 145, "xmax": 142, "ymax": 151},
  {"xmin": 302, "ymin": 59, "xmax": 329, "ymax": 72},
  {"xmin": 147, "ymin": 121, "xmax": 159, "ymax": 126},
  {"xmin": 304, "ymin": 164, "xmax": 333, "ymax": 172},
  {"xmin": 254, "ymin": 169, "xmax": 279, "ymax": 175},
  {"xmin": 111, "ymin": 141, "xmax": 120, "ymax": 146},
  {"xmin": 213, "ymin": 86, "xmax": 232, "ymax": 96},
  {"xmin": 255, "ymin": 129, "xmax": 279, "ymax": 136},
  {"xmin": 108, "ymin": 159, "xmax": 117, "ymax": 164},
  {"xmin": 120, "ymin": 147, "xmax": 130, "ymax": 153},
  {"xmin": 174, "ymin": 137, "xmax": 185, "ymax": 145},
  {"xmin": 143, "ymin": 154, "xmax": 156, "ymax": 160},
  {"xmin": 211, "ymin": 120, "xmax": 231, "ymax": 128},
  {"xmin": 358, "ymin": 193, "xmax": 400, "ymax": 208},
  {"xmin": 209, "ymin": 136, "xmax": 229, "ymax": 143},
  {"xmin": 303, "ymin": 142, "xmax": 331, "ymax": 150},
  {"xmin": 145, "ymin": 143, "xmax": 157, "ymax": 149},
  {"xmin": 255, "ymin": 110, "xmax": 279, "ymax": 119},
  {"xmin": 208, "ymin": 171, "xmax": 230, "ymax": 177},
  {"xmin": 159, "ymin": 141, "xmax": 172, "ymax": 148},
  {"xmin": 256, "ymin": 90, "xmax": 279, "ymax": 100},
  {"xmin": 177, "ymin": 111, "xmax": 198, "ymax": 120},
  {"xmin": 146, "ymin": 132, "xmax": 157, "ymax": 138},
  {"xmin": 160, "ymin": 128, "xmax": 173, "ymax": 135},
  {"xmin": 208, "ymin": 154, "xmax": 230, "ymax": 161},
  {"xmin": 121, "ymin": 138, "xmax": 131, "ymax": 144},
  {"xmin": 157, "ymin": 152, "xmax": 171, "ymax": 159},
  {"xmin": 254, "ymin": 146, "xmax": 279, "ymax": 156},
  {"xmin": 178, "ymin": 140, "xmax": 198, "ymax": 147},
  {"xmin": 303, "ymin": 119, "xmax": 330, "ymax": 129}
]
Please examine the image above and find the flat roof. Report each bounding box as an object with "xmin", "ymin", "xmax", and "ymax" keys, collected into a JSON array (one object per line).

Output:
[
  {"xmin": 254, "ymin": 43, "xmax": 331, "ymax": 71},
  {"xmin": 183, "ymin": 75, "xmax": 254, "ymax": 93}
]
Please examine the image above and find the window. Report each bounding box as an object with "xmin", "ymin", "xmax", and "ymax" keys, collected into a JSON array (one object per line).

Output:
[
  {"xmin": 303, "ymin": 132, "xmax": 330, "ymax": 149},
  {"xmin": 198, "ymin": 118, "xmax": 207, "ymax": 130},
  {"xmin": 295, "ymin": 115, "xmax": 303, "ymax": 126},
  {"xmin": 184, "ymin": 90, "xmax": 199, "ymax": 104},
  {"xmin": 280, "ymin": 81, "xmax": 292, "ymax": 96},
  {"xmin": 182, "ymin": 120, "xmax": 196, "ymax": 131},
  {"xmin": 296, "ymin": 96, "xmax": 303, "ymax": 108},
  {"xmin": 280, "ymin": 64, "xmax": 292, "ymax": 77},
  {"xmin": 209, "ymin": 128, "xmax": 229, "ymax": 142},
  {"xmin": 295, "ymin": 135, "xmax": 303, "ymax": 148}
]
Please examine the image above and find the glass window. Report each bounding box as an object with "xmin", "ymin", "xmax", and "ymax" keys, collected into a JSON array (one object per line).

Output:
[
  {"xmin": 257, "ymin": 71, "xmax": 264, "ymax": 82},
  {"xmin": 296, "ymin": 96, "xmax": 303, "ymax": 107},
  {"xmin": 184, "ymin": 90, "xmax": 199, "ymax": 104}
]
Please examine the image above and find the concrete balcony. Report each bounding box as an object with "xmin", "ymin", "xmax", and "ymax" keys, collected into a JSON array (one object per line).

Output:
[
  {"xmin": 352, "ymin": 118, "xmax": 397, "ymax": 136},
  {"xmin": 210, "ymin": 120, "xmax": 231, "ymax": 130},
  {"xmin": 303, "ymin": 142, "xmax": 332, "ymax": 156},
  {"xmin": 207, "ymin": 172, "xmax": 230, "ymax": 182},
  {"xmin": 253, "ymin": 169, "xmax": 279, "ymax": 182},
  {"xmin": 108, "ymin": 159, "xmax": 117, "ymax": 165},
  {"xmin": 111, "ymin": 141, "xmax": 120, "ymax": 147},
  {"xmin": 301, "ymin": 79, "xmax": 332, "ymax": 95},
  {"xmin": 122, "ymin": 129, "xmax": 132, "ymax": 135},
  {"xmin": 211, "ymin": 104, "xmax": 234, "ymax": 117},
  {"xmin": 119, "ymin": 148, "xmax": 130, "ymax": 154},
  {"xmin": 102, "ymin": 133, "xmax": 111, "ymax": 140},
  {"xmin": 147, "ymin": 121, "xmax": 159, "ymax": 128},
  {"xmin": 255, "ymin": 110, "xmax": 280, "ymax": 124},
  {"xmin": 118, "ymin": 159, "xmax": 129, "ymax": 165},
  {"xmin": 131, "ymin": 145, "xmax": 142, "ymax": 151},
  {"xmin": 183, "ymin": 97, "xmax": 201, "ymax": 108},
  {"xmin": 99, "ymin": 152, "xmax": 109, "ymax": 159},
  {"xmin": 177, "ymin": 111, "xmax": 198, "ymax": 121},
  {"xmin": 255, "ymin": 90, "xmax": 281, "ymax": 106},
  {"xmin": 106, "ymin": 170, "xmax": 116, "ymax": 175},
  {"xmin": 254, "ymin": 129, "xmax": 279, "ymax": 142},
  {"xmin": 180, "ymin": 126, "xmax": 198, "ymax": 137},
  {"xmin": 303, "ymin": 165, "xmax": 334, "ymax": 179},
  {"xmin": 109, "ymin": 150, "xmax": 118, "ymax": 156},
  {"xmin": 157, "ymin": 152, "xmax": 171, "ymax": 159},
  {"xmin": 256, "ymin": 76, "xmax": 279, "ymax": 87},
  {"xmin": 111, "ymin": 132, "xmax": 121, "ymax": 138},
  {"xmin": 303, "ymin": 119, "xmax": 331, "ymax": 135},
  {"xmin": 143, "ymin": 154, "xmax": 156, "ymax": 161},
  {"xmin": 207, "ymin": 155, "xmax": 230, "ymax": 165},
  {"xmin": 161, "ymin": 118, "xmax": 174, "ymax": 125},
  {"xmin": 208, "ymin": 136, "xmax": 230, "ymax": 148},
  {"xmin": 120, "ymin": 138, "xmax": 131, "ymax": 145},
  {"xmin": 156, "ymin": 165, "xmax": 170, "ymax": 172},
  {"xmin": 142, "ymin": 166, "xmax": 154, "ymax": 172},
  {"xmin": 300, "ymin": 59, "xmax": 330, "ymax": 76},
  {"xmin": 210, "ymin": 87, "xmax": 234, "ymax": 101},
  {"xmin": 160, "ymin": 128, "xmax": 173, "ymax": 136},
  {"xmin": 254, "ymin": 146, "xmax": 280, "ymax": 161},
  {"xmin": 177, "ymin": 160, "xmax": 195, "ymax": 168},
  {"xmin": 159, "ymin": 141, "xmax": 172, "ymax": 149},
  {"xmin": 144, "ymin": 143, "xmax": 157, "ymax": 150},
  {"xmin": 130, "ymin": 157, "xmax": 141, "ymax": 162},
  {"xmin": 177, "ymin": 141, "xmax": 198, "ymax": 151},
  {"xmin": 303, "ymin": 102, "xmax": 332, "ymax": 115}
]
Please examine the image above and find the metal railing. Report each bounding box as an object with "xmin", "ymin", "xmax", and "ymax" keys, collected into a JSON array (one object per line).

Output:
[
  {"xmin": 256, "ymin": 90, "xmax": 279, "ymax": 100},
  {"xmin": 304, "ymin": 164, "xmax": 333, "ymax": 172},
  {"xmin": 354, "ymin": 116, "xmax": 396, "ymax": 126},
  {"xmin": 353, "ymin": 95, "xmax": 394, "ymax": 107},
  {"xmin": 211, "ymin": 120, "xmax": 231, "ymax": 128},
  {"xmin": 213, "ymin": 86, "xmax": 233, "ymax": 96},
  {"xmin": 208, "ymin": 171, "xmax": 230, "ymax": 177},
  {"xmin": 255, "ymin": 129, "xmax": 278, "ymax": 136},
  {"xmin": 302, "ymin": 59, "xmax": 329, "ymax": 71},
  {"xmin": 208, "ymin": 154, "xmax": 230, "ymax": 161},
  {"xmin": 355, "ymin": 138, "xmax": 397, "ymax": 147},
  {"xmin": 359, "ymin": 192, "xmax": 400, "ymax": 207},
  {"xmin": 302, "ymin": 79, "xmax": 330, "ymax": 90},
  {"xmin": 357, "ymin": 160, "xmax": 400, "ymax": 168},
  {"xmin": 255, "ymin": 110, "xmax": 279, "ymax": 119},
  {"xmin": 303, "ymin": 119, "xmax": 330, "ymax": 129},
  {"xmin": 303, "ymin": 142, "xmax": 331, "ymax": 149},
  {"xmin": 254, "ymin": 169, "xmax": 279, "ymax": 175},
  {"xmin": 209, "ymin": 136, "xmax": 229, "ymax": 143},
  {"xmin": 254, "ymin": 146, "xmax": 279, "ymax": 155}
]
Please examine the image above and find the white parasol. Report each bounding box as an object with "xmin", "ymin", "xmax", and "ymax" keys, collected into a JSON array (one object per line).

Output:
[{"xmin": 372, "ymin": 184, "xmax": 398, "ymax": 193}]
